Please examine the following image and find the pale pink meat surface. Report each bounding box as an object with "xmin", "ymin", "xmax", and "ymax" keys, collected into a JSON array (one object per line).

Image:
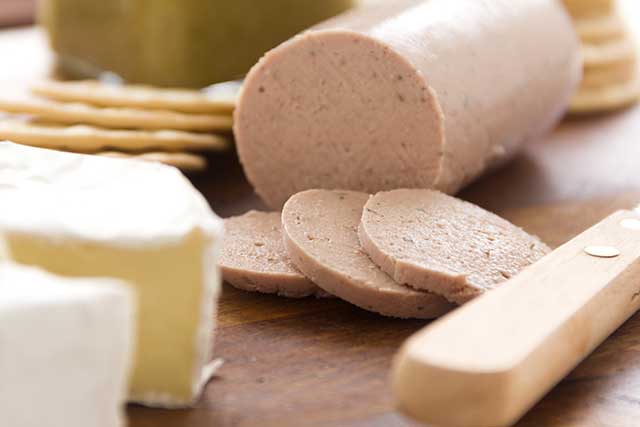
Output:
[
  {"xmin": 281, "ymin": 189, "xmax": 453, "ymax": 319},
  {"xmin": 358, "ymin": 190, "xmax": 551, "ymax": 304},
  {"xmin": 220, "ymin": 211, "xmax": 324, "ymax": 298},
  {"xmin": 234, "ymin": 0, "xmax": 581, "ymax": 209}
]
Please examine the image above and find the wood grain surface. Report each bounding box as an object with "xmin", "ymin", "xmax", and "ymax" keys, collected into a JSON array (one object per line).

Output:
[
  {"xmin": 2, "ymin": 6, "xmax": 640, "ymax": 425},
  {"xmin": 126, "ymin": 194, "xmax": 640, "ymax": 427}
]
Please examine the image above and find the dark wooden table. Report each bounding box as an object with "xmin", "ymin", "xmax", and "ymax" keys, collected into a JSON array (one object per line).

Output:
[{"xmin": 3, "ymin": 9, "xmax": 640, "ymax": 425}]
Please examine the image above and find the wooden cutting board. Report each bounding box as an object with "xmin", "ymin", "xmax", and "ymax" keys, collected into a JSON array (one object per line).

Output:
[
  {"xmin": 3, "ymin": 18, "xmax": 640, "ymax": 427},
  {"xmin": 137, "ymin": 186, "xmax": 640, "ymax": 427}
]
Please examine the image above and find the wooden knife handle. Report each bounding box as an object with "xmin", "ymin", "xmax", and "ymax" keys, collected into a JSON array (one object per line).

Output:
[{"xmin": 391, "ymin": 209, "xmax": 640, "ymax": 427}]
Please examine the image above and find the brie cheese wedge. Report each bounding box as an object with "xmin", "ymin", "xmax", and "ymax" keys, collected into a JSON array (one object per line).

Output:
[
  {"xmin": 0, "ymin": 142, "xmax": 224, "ymax": 407},
  {"xmin": 0, "ymin": 262, "xmax": 133, "ymax": 427}
]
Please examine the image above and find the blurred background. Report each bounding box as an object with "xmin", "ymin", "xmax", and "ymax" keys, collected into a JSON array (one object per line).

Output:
[{"xmin": 0, "ymin": 0, "xmax": 36, "ymax": 27}]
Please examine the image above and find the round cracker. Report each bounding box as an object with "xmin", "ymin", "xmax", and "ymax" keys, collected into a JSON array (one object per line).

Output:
[
  {"xmin": 570, "ymin": 76, "xmax": 640, "ymax": 114},
  {"xmin": 0, "ymin": 118, "xmax": 230, "ymax": 153},
  {"xmin": 0, "ymin": 96, "xmax": 233, "ymax": 132},
  {"xmin": 282, "ymin": 189, "xmax": 452, "ymax": 319},
  {"xmin": 220, "ymin": 211, "xmax": 324, "ymax": 298},
  {"xmin": 31, "ymin": 80, "xmax": 236, "ymax": 114},
  {"xmin": 358, "ymin": 190, "xmax": 550, "ymax": 305},
  {"xmin": 583, "ymin": 37, "xmax": 638, "ymax": 69},
  {"xmin": 581, "ymin": 59, "xmax": 637, "ymax": 89},
  {"xmin": 575, "ymin": 13, "xmax": 628, "ymax": 43},
  {"xmin": 562, "ymin": 0, "xmax": 614, "ymax": 18},
  {"xmin": 97, "ymin": 151, "xmax": 208, "ymax": 172}
]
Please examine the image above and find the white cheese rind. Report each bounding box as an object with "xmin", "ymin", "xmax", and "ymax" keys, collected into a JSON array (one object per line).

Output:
[
  {"xmin": 0, "ymin": 141, "xmax": 223, "ymax": 247},
  {"xmin": 0, "ymin": 262, "xmax": 133, "ymax": 427}
]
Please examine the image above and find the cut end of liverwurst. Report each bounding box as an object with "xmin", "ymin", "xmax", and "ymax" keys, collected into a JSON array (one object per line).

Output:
[{"xmin": 235, "ymin": 29, "xmax": 445, "ymax": 209}]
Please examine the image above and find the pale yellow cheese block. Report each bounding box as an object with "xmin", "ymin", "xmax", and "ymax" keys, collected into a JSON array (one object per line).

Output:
[{"xmin": 0, "ymin": 142, "xmax": 224, "ymax": 408}]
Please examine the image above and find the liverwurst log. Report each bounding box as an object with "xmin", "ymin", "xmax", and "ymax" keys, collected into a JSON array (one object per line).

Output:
[
  {"xmin": 281, "ymin": 189, "xmax": 453, "ymax": 319},
  {"xmin": 234, "ymin": 0, "xmax": 582, "ymax": 209},
  {"xmin": 359, "ymin": 190, "xmax": 551, "ymax": 304},
  {"xmin": 220, "ymin": 211, "xmax": 324, "ymax": 298}
]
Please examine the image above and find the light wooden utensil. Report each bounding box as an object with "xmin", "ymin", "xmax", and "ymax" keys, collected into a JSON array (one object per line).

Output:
[{"xmin": 391, "ymin": 208, "xmax": 640, "ymax": 427}]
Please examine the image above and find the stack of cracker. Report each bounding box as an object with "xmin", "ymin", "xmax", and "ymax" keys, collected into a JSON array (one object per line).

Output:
[
  {"xmin": 0, "ymin": 80, "xmax": 240, "ymax": 172},
  {"xmin": 564, "ymin": 0, "xmax": 640, "ymax": 114}
]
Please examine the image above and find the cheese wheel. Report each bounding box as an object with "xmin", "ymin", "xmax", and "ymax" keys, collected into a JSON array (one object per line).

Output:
[{"xmin": 235, "ymin": 0, "xmax": 582, "ymax": 208}]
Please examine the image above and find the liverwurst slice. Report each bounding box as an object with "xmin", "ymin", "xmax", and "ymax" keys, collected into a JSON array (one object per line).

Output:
[
  {"xmin": 358, "ymin": 189, "xmax": 551, "ymax": 305},
  {"xmin": 234, "ymin": 0, "xmax": 581, "ymax": 208},
  {"xmin": 281, "ymin": 189, "xmax": 453, "ymax": 319},
  {"xmin": 220, "ymin": 211, "xmax": 324, "ymax": 298}
]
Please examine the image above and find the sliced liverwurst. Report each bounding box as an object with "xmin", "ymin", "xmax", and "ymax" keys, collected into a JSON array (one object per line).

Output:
[
  {"xmin": 358, "ymin": 189, "xmax": 551, "ymax": 304},
  {"xmin": 234, "ymin": 0, "xmax": 581, "ymax": 208},
  {"xmin": 220, "ymin": 211, "xmax": 324, "ymax": 298},
  {"xmin": 281, "ymin": 189, "xmax": 453, "ymax": 319}
]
